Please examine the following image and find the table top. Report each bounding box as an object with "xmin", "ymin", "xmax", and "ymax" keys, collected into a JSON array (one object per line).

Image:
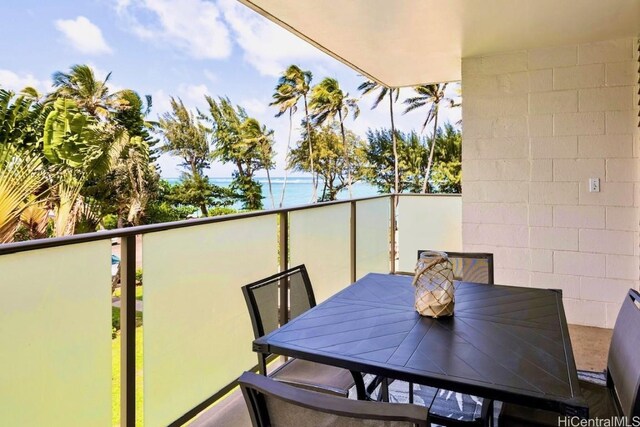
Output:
[{"xmin": 253, "ymin": 273, "xmax": 588, "ymax": 416}]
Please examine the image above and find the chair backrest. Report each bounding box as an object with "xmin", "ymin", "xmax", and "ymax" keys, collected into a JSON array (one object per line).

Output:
[
  {"xmin": 242, "ymin": 264, "xmax": 316, "ymax": 339},
  {"xmin": 607, "ymin": 288, "xmax": 640, "ymax": 417},
  {"xmin": 239, "ymin": 371, "xmax": 429, "ymax": 427},
  {"xmin": 417, "ymin": 251, "xmax": 494, "ymax": 284}
]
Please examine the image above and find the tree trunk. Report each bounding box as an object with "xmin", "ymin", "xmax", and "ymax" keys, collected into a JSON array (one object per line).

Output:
[
  {"xmin": 190, "ymin": 161, "xmax": 209, "ymax": 216},
  {"xmin": 328, "ymin": 172, "xmax": 338, "ymax": 201},
  {"xmin": 389, "ymin": 89, "xmax": 399, "ymax": 195},
  {"xmin": 338, "ymin": 110, "xmax": 352, "ymax": 198},
  {"xmin": 265, "ymin": 166, "xmax": 275, "ymax": 209},
  {"xmin": 303, "ymin": 95, "xmax": 317, "ymax": 202},
  {"xmin": 422, "ymin": 109, "xmax": 438, "ymax": 194},
  {"xmin": 279, "ymin": 109, "xmax": 293, "ymax": 208}
]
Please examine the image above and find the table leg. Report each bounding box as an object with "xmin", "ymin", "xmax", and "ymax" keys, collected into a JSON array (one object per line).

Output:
[{"xmin": 380, "ymin": 378, "xmax": 390, "ymax": 402}]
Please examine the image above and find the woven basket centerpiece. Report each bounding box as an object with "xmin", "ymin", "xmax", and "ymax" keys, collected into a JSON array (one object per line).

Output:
[{"xmin": 412, "ymin": 251, "xmax": 455, "ymax": 318}]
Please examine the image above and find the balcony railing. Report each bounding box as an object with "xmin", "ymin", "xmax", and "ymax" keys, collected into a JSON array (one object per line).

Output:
[{"xmin": 0, "ymin": 193, "xmax": 461, "ymax": 427}]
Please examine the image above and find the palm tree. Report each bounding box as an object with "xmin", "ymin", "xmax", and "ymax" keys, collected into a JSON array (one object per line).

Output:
[
  {"xmin": 270, "ymin": 65, "xmax": 316, "ymax": 204},
  {"xmin": 243, "ymin": 118, "xmax": 276, "ymax": 209},
  {"xmin": 309, "ymin": 78, "xmax": 360, "ymax": 197},
  {"xmin": 51, "ymin": 64, "xmax": 126, "ymax": 120},
  {"xmin": 358, "ymin": 80, "xmax": 400, "ymax": 194},
  {"xmin": 403, "ymin": 83, "xmax": 450, "ymax": 193}
]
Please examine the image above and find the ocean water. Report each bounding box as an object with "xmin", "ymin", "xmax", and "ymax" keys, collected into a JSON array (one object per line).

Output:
[{"xmin": 165, "ymin": 176, "xmax": 379, "ymax": 209}]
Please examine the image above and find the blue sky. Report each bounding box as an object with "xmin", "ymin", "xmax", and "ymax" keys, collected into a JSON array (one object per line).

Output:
[{"xmin": 0, "ymin": 0, "xmax": 461, "ymax": 178}]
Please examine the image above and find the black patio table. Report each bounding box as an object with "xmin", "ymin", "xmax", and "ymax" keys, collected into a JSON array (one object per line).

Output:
[{"xmin": 253, "ymin": 273, "xmax": 588, "ymax": 418}]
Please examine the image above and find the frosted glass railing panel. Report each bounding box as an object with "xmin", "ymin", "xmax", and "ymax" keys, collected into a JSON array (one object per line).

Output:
[
  {"xmin": 356, "ymin": 197, "xmax": 391, "ymax": 279},
  {"xmin": 0, "ymin": 241, "xmax": 112, "ymax": 426},
  {"xmin": 397, "ymin": 195, "xmax": 462, "ymax": 272},
  {"xmin": 290, "ymin": 204, "xmax": 351, "ymax": 302},
  {"xmin": 143, "ymin": 215, "xmax": 278, "ymax": 427}
]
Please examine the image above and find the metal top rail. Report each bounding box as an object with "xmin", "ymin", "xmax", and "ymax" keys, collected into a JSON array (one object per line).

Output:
[{"xmin": 0, "ymin": 193, "xmax": 459, "ymax": 256}]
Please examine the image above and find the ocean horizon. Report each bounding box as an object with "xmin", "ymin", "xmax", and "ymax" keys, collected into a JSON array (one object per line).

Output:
[{"xmin": 164, "ymin": 176, "xmax": 379, "ymax": 209}]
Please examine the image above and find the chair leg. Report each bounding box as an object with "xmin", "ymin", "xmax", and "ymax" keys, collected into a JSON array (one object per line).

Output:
[
  {"xmin": 350, "ymin": 370, "xmax": 367, "ymax": 400},
  {"xmin": 480, "ymin": 398, "xmax": 493, "ymax": 427},
  {"xmin": 258, "ymin": 354, "xmax": 267, "ymax": 376}
]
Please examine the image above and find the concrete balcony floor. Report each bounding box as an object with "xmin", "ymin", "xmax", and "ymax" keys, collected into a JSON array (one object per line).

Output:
[{"xmin": 190, "ymin": 325, "xmax": 613, "ymax": 427}]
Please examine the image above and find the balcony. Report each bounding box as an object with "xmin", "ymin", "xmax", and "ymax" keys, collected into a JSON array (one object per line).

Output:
[
  {"xmin": 1, "ymin": 193, "xmax": 466, "ymax": 426},
  {"xmin": 2, "ymin": 1, "xmax": 638, "ymax": 425}
]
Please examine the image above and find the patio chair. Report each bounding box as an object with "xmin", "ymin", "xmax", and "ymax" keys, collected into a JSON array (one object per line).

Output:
[
  {"xmin": 239, "ymin": 371, "xmax": 430, "ymax": 427},
  {"xmin": 241, "ymin": 265, "xmax": 355, "ymax": 397},
  {"xmin": 414, "ymin": 250, "xmax": 495, "ymax": 427},
  {"xmin": 498, "ymin": 288, "xmax": 640, "ymax": 426}
]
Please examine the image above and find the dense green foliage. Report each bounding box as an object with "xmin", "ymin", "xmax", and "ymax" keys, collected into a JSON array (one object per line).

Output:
[
  {"xmin": 430, "ymin": 123, "xmax": 462, "ymax": 193},
  {"xmin": 206, "ymin": 96, "xmax": 275, "ymax": 210},
  {"xmin": 0, "ymin": 62, "xmax": 461, "ymax": 243},
  {"xmin": 362, "ymin": 124, "xmax": 461, "ymax": 194},
  {"xmin": 358, "ymin": 81, "xmax": 400, "ymax": 194},
  {"xmin": 289, "ymin": 124, "xmax": 364, "ymax": 201}
]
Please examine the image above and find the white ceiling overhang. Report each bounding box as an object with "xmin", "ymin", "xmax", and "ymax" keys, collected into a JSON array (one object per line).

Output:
[{"xmin": 237, "ymin": 0, "xmax": 640, "ymax": 87}]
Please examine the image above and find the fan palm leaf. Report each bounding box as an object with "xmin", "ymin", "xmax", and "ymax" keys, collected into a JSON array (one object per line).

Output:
[
  {"xmin": 20, "ymin": 198, "xmax": 50, "ymax": 240},
  {"xmin": 52, "ymin": 174, "xmax": 83, "ymax": 237},
  {"xmin": 0, "ymin": 146, "xmax": 46, "ymax": 242}
]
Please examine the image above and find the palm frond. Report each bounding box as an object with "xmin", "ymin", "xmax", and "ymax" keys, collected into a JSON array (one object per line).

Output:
[{"xmin": 0, "ymin": 145, "xmax": 46, "ymax": 242}]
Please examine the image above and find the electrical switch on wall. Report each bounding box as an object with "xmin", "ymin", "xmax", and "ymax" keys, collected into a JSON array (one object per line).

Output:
[{"xmin": 589, "ymin": 178, "xmax": 600, "ymax": 193}]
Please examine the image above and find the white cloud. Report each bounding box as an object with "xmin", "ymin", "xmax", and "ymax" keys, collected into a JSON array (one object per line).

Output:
[
  {"xmin": 203, "ymin": 70, "xmax": 218, "ymax": 84},
  {"xmin": 0, "ymin": 69, "xmax": 52, "ymax": 93},
  {"xmin": 218, "ymin": 0, "xmax": 330, "ymax": 76},
  {"xmin": 242, "ymin": 97, "xmax": 268, "ymax": 116},
  {"xmin": 116, "ymin": 0, "xmax": 231, "ymax": 60},
  {"xmin": 150, "ymin": 89, "xmax": 171, "ymax": 118},
  {"xmin": 150, "ymin": 83, "xmax": 211, "ymax": 121},
  {"xmin": 55, "ymin": 16, "xmax": 113, "ymax": 55},
  {"xmin": 178, "ymin": 83, "xmax": 211, "ymax": 110}
]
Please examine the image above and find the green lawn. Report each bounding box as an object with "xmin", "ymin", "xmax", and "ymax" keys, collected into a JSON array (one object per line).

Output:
[
  {"xmin": 112, "ymin": 326, "xmax": 144, "ymax": 426},
  {"xmin": 112, "ymin": 285, "xmax": 144, "ymax": 300},
  {"xmin": 112, "ymin": 284, "xmax": 144, "ymax": 426}
]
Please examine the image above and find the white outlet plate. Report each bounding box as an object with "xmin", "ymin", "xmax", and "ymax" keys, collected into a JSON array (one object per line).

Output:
[{"xmin": 589, "ymin": 178, "xmax": 600, "ymax": 193}]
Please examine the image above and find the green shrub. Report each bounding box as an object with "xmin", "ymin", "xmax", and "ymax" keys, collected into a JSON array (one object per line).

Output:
[
  {"xmin": 112, "ymin": 307, "xmax": 120, "ymax": 338},
  {"xmin": 144, "ymin": 201, "xmax": 195, "ymax": 224},
  {"xmin": 102, "ymin": 214, "xmax": 118, "ymax": 230},
  {"xmin": 208, "ymin": 206, "xmax": 239, "ymax": 217}
]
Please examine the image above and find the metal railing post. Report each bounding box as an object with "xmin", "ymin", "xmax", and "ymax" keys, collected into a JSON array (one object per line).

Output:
[
  {"xmin": 350, "ymin": 201, "xmax": 357, "ymax": 283},
  {"xmin": 390, "ymin": 195, "xmax": 397, "ymax": 274},
  {"xmin": 120, "ymin": 235, "xmax": 136, "ymax": 427},
  {"xmin": 279, "ymin": 212, "xmax": 289, "ymax": 325}
]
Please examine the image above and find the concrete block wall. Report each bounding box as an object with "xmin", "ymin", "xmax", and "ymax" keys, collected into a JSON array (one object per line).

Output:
[{"xmin": 461, "ymin": 38, "xmax": 639, "ymax": 328}]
